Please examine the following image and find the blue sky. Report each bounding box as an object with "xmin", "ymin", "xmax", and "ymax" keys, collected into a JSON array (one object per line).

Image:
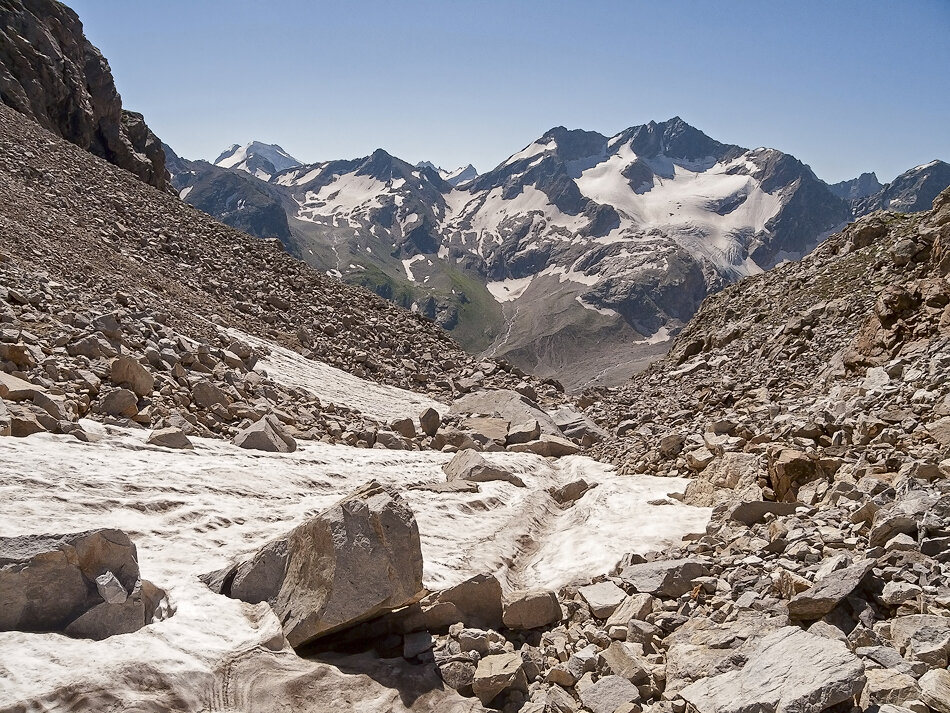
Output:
[{"xmin": 70, "ymin": 0, "xmax": 949, "ymax": 183}]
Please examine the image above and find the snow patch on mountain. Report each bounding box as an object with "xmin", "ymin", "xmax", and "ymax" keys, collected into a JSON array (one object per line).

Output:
[{"xmin": 214, "ymin": 141, "xmax": 303, "ymax": 176}]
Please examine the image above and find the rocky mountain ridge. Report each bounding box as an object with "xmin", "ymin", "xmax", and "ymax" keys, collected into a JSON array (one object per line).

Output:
[
  {"xmin": 0, "ymin": 0, "xmax": 173, "ymax": 193},
  {"xmin": 167, "ymin": 122, "xmax": 950, "ymax": 390}
]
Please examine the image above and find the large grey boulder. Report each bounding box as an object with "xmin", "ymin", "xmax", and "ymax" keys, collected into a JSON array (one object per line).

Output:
[
  {"xmin": 0, "ymin": 528, "xmax": 164, "ymax": 639},
  {"xmin": 232, "ymin": 415, "xmax": 296, "ymax": 453},
  {"xmin": 202, "ymin": 481, "xmax": 423, "ymax": 647},
  {"xmin": 147, "ymin": 426, "xmax": 193, "ymax": 450},
  {"xmin": 620, "ymin": 558, "xmax": 710, "ymax": 597},
  {"xmin": 417, "ymin": 573, "xmax": 504, "ymax": 631},
  {"xmin": 680, "ymin": 626, "xmax": 866, "ymax": 713},
  {"xmin": 443, "ymin": 449, "xmax": 525, "ymax": 487},
  {"xmin": 787, "ymin": 558, "xmax": 876, "ymax": 620},
  {"xmin": 578, "ymin": 580, "xmax": 627, "ymax": 618}
]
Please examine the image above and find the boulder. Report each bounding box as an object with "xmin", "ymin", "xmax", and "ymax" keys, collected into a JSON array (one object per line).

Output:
[
  {"xmin": 0, "ymin": 372, "xmax": 45, "ymax": 401},
  {"xmin": 232, "ymin": 415, "xmax": 296, "ymax": 453},
  {"xmin": 890, "ymin": 614, "xmax": 950, "ymax": 668},
  {"xmin": 109, "ymin": 355, "xmax": 154, "ymax": 397},
  {"xmin": 578, "ymin": 580, "xmax": 627, "ymax": 618},
  {"xmin": 7, "ymin": 404, "xmax": 46, "ymax": 436},
  {"xmin": 450, "ymin": 389, "xmax": 561, "ymax": 435},
  {"xmin": 443, "ymin": 449, "xmax": 524, "ymax": 487},
  {"xmin": 460, "ymin": 416, "xmax": 509, "ymax": 447},
  {"xmin": 859, "ymin": 668, "xmax": 921, "ymax": 708},
  {"xmin": 504, "ymin": 419, "xmax": 540, "ymax": 448},
  {"xmin": 769, "ymin": 449, "xmax": 823, "ymax": 502},
  {"xmin": 0, "ymin": 400, "xmax": 9, "ymax": 437},
  {"xmin": 99, "ymin": 388, "xmax": 138, "ymax": 418},
  {"xmin": 788, "ymin": 558, "xmax": 877, "ymax": 620},
  {"xmin": 680, "ymin": 627, "xmax": 866, "ymax": 713},
  {"xmin": 418, "ymin": 407, "xmax": 441, "ymax": 437},
  {"xmin": 919, "ymin": 669, "xmax": 950, "ymax": 713},
  {"xmin": 472, "ymin": 652, "xmax": 527, "ymax": 705},
  {"xmin": 418, "ymin": 573, "xmax": 504, "ymax": 631},
  {"xmin": 390, "ymin": 417, "xmax": 416, "ymax": 438},
  {"xmin": 728, "ymin": 500, "xmax": 804, "ymax": 525},
  {"xmin": 578, "ymin": 675, "xmax": 641, "ymax": 713},
  {"xmin": 598, "ymin": 641, "xmax": 649, "ymax": 684},
  {"xmin": 507, "ymin": 435, "xmax": 580, "ymax": 457},
  {"xmin": 191, "ymin": 380, "xmax": 231, "ymax": 409},
  {"xmin": 0, "ymin": 528, "xmax": 163, "ymax": 639},
  {"xmin": 605, "ymin": 593, "xmax": 655, "ymax": 628},
  {"xmin": 550, "ymin": 406, "xmax": 608, "ymax": 444},
  {"xmin": 502, "ymin": 589, "xmax": 562, "ymax": 630},
  {"xmin": 203, "ymin": 481, "xmax": 423, "ymax": 647},
  {"xmin": 147, "ymin": 427, "xmax": 193, "ymax": 450},
  {"xmin": 547, "ymin": 478, "xmax": 595, "ymax": 507},
  {"xmin": 620, "ymin": 558, "xmax": 710, "ymax": 597}
]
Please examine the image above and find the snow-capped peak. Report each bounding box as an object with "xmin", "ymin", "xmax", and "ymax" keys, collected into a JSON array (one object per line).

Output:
[
  {"xmin": 416, "ymin": 161, "xmax": 478, "ymax": 187},
  {"xmin": 213, "ymin": 141, "xmax": 303, "ymax": 179}
]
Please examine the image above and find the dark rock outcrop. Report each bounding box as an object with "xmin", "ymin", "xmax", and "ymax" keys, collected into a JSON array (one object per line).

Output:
[{"xmin": 0, "ymin": 0, "xmax": 173, "ymax": 192}]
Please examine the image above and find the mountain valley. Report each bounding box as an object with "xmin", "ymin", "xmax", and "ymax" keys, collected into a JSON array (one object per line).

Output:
[{"xmin": 1, "ymin": 2, "xmax": 950, "ymax": 713}]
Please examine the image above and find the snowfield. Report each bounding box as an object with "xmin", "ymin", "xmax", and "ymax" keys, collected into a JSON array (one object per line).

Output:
[{"xmin": 0, "ymin": 338, "xmax": 709, "ymax": 712}]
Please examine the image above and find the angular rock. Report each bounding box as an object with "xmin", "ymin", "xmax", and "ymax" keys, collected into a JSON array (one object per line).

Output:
[
  {"xmin": 460, "ymin": 416, "xmax": 509, "ymax": 447},
  {"xmin": 232, "ymin": 415, "xmax": 296, "ymax": 453},
  {"xmin": 507, "ymin": 435, "xmax": 580, "ymax": 458},
  {"xmin": 418, "ymin": 407, "xmax": 441, "ymax": 437},
  {"xmin": 506, "ymin": 419, "xmax": 541, "ymax": 445},
  {"xmin": 0, "ymin": 528, "xmax": 160, "ymax": 639},
  {"xmin": 769, "ymin": 449, "xmax": 823, "ymax": 502},
  {"xmin": 0, "ymin": 400, "xmax": 9, "ymax": 437},
  {"xmin": 146, "ymin": 426, "xmax": 194, "ymax": 450},
  {"xmin": 606, "ymin": 592, "xmax": 655, "ymax": 628},
  {"xmin": 578, "ymin": 674, "xmax": 641, "ymax": 713},
  {"xmin": 191, "ymin": 380, "xmax": 231, "ymax": 409},
  {"xmin": 443, "ymin": 449, "xmax": 524, "ymax": 487},
  {"xmin": 0, "ymin": 372, "xmax": 45, "ymax": 401},
  {"xmin": 418, "ymin": 573, "xmax": 504, "ymax": 631},
  {"xmin": 890, "ymin": 614, "xmax": 950, "ymax": 668},
  {"xmin": 680, "ymin": 627, "xmax": 866, "ymax": 713},
  {"xmin": 109, "ymin": 355, "xmax": 154, "ymax": 397},
  {"xmin": 502, "ymin": 589, "xmax": 562, "ymax": 630},
  {"xmin": 859, "ymin": 668, "xmax": 921, "ymax": 708},
  {"xmin": 788, "ymin": 558, "xmax": 877, "ymax": 620},
  {"xmin": 472, "ymin": 652, "xmax": 527, "ymax": 705},
  {"xmin": 390, "ymin": 417, "xmax": 416, "ymax": 438},
  {"xmin": 578, "ymin": 580, "xmax": 627, "ymax": 618},
  {"xmin": 919, "ymin": 669, "xmax": 950, "ymax": 713},
  {"xmin": 99, "ymin": 388, "xmax": 138, "ymax": 418},
  {"xmin": 620, "ymin": 558, "xmax": 710, "ymax": 597},
  {"xmin": 598, "ymin": 641, "xmax": 649, "ymax": 684},
  {"xmin": 547, "ymin": 478, "xmax": 595, "ymax": 507},
  {"xmin": 202, "ymin": 481, "xmax": 423, "ymax": 647}
]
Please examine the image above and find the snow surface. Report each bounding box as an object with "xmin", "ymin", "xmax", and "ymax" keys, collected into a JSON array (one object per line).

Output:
[
  {"xmin": 401, "ymin": 254, "xmax": 426, "ymax": 282},
  {"xmin": 0, "ymin": 331, "xmax": 709, "ymax": 712},
  {"xmin": 214, "ymin": 141, "xmax": 302, "ymax": 173},
  {"xmin": 178, "ymin": 185, "xmax": 193, "ymax": 200},
  {"xmin": 233, "ymin": 330, "xmax": 446, "ymax": 421}
]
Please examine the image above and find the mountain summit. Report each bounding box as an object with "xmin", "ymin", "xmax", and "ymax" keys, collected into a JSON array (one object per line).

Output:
[{"xmin": 213, "ymin": 141, "xmax": 303, "ymax": 180}]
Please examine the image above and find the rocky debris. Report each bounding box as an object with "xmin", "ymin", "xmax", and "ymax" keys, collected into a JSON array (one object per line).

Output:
[
  {"xmin": 232, "ymin": 415, "xmax": 297, "ymax": 453},
  {"xmin": 578, "ymin": 675, "xmax": 641, "ymax": 713},
  {"xmin": 620, "ymin": 558, "xmax": 709, "ymax": 598},
  {"xmin": 680, "ymin": 627, "xmax": 866, "ymax": 713},
  {"xmin": 0, "ymin": 0, "xmax": 173, "ymax": 192},
  {"xmin": 202, "ymin": 481, "xmax": 423, "ymax": 647},
  {"xmin": 443, "ymin": 449, "xmax": 525, "ymax": 487},
  {"xmin": 146, "ymin": 426, "xmax": 193, "ymax": 449},
  {"xmin": 450, "ymin": 390, "xmax": 562, "ymax": 436},
  {"xmin": 787, "ymin": 558, "xmax": 877, "ymax": 620},
  {"xmin": 0, "ymin": 100, "xmax": 572, "ymax": 453},
  {"xmin": 0, "ymin": 528, "xmax": 166, "ymax": 640},
  {"xmin": 412, "ymin": 573, "xmax": 504, "ymax": 632}
]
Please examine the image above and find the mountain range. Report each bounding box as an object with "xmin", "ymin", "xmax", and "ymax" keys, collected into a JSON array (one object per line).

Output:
[{"xmin": 165, "ymin": 128, "xmax": 950, "ymax": 389}]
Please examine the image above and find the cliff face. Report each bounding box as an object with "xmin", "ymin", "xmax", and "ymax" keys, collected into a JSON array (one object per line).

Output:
[{"xmin": 0, "ymin": 0, "xmax": 173, "ymax": 193}]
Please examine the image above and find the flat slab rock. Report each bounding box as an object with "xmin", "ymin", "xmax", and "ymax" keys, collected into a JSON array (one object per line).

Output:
[
  {"xmin": 620, "ymin": 557, "xmax": 710, "ymax": 597},
  {"xmin": 442, "ymin": 449, "xmax": 525, "ymax": 487},
  {"xmin": 680, "ymin": 626, "xmax": 866, "ymax": 713},
  {"xmin": 788, "ymin": 558, "xmax": 876, "ymax": 620}
]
